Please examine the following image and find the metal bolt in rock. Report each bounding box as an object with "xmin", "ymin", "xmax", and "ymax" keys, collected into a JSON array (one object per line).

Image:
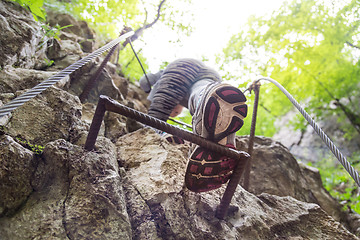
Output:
[{"xmin": 242, "ymin": 81, "xmax": 261, "ymax": 191}]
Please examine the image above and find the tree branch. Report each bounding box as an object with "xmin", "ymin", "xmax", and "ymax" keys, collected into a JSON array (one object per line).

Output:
[
  {"xmin": 346, "ymin": 41, "xmax": 360, "ymax": 50},
  {"xmin": 333, "ymin": 100, "xmax": 360, "ymax": 134},
  {"xmin": 115, "ymin": 0, "xmax": 166, "ymax": 65},
  {"xmin": 125, "ymin": 0, "xmax": 166, "ymax": 44},
  {"xmin": 125, "ymin": 48, "xmax": 143, "ymax": 68},
  {"xmin": 259, "ymin": 102, "xmax": 278, "ymax": 117},
  {"xmin": 144, "ymin": 0, "xmax": 166, "ymax": 29},
  {"xmin": 294, "ymin": 62, "xmax": 360, "ymax": 134}
]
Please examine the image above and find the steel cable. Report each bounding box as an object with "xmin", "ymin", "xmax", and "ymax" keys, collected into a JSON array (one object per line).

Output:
[
  {"xmin": 0, "ymin": 31, "xmax": 134, "ymax": 119},
  {"xmin": 257, "ymin": 77, "xmax": 360, "ymax": 187}
]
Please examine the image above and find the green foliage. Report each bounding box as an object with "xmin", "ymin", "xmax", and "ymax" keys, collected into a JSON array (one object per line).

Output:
[
  {"xmin": 236, "ymin": 89, "xmax": 280, "ymax": 137},
  {"xmin": 16, "ymin": 136, "xmax": 44, "ymax": 155},
  {"xmin": 10, "ymin": 0, "xmax": 46, "ymax": 21},
  {"xmin": 220, "ymin": 0, "xmax": 360, "ymax": 138},
  {"xmin": 119, "ymin": 45, "xmax": 149, "ymax": 83},
  {"xmin": 43, "ymin": 0, "xmax": 194, "ymax": 81},
  {"xmin": 168, "ymin": 109, "xmax": 193, "ymax": 131},
  {"xmin": 44, "ymin": 0, "xmax": 193, "ymax": 39},
  {"xmin": 38, "ymin": 23, "xmax": 73, "ymax": 50},
  {"xmin": 65, "ymin": 0, "xmax": 142, "ymax": 38},
  {"xmin": 44, "ymin": 58, "xmax": 54, "ymax": 67},
  {"xmin": 310, "ymin": 152, "xmax": 360, "ymax": 213},
  {"xmin": 41, "ymin": 23, "xmax": 73, "ymax": 40}
]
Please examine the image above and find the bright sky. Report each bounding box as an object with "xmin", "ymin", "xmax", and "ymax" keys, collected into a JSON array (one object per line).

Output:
[{"xmin": 140, "ymin": 0, "xmax": 288, "ymax": 72}]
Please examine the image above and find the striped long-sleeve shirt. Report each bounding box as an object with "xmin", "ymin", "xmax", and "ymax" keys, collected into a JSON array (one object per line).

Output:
[{"xmin": 140, "ymin": 58, "xmax": 222, "ymax": 121}]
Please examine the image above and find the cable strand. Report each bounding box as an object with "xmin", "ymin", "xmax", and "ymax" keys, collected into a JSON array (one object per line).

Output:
[
  {"xmin": 258, "ymin": 77, "xmax": 360, "ymax": 187},
  {"xmin": 0, "ymin": 31, "xmax": 134, "ymax": 118}
]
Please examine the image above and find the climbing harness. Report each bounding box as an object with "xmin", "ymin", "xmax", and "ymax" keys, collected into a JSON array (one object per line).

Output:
[
  {"xmin": 242, "ymin": 81, "xmax": 261, "ymax": 191},
  {"xmin": 0, "ymin": 30, "xmax": 134, "ymax": 118}
]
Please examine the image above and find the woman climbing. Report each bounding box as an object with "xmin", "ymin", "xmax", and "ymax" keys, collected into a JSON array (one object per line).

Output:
[{"xmin": 139, "ymin": 58, "xmax": 248, "ymax": 192}]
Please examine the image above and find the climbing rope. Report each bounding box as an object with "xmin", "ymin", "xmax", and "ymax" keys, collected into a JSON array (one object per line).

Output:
[
  {"xmin": 257, "ymin": 77, "xmax": 360, "ymax": 187},
  {"xmin": 0, "ymin": 31, "xmax": 134, "ymax": 119}
]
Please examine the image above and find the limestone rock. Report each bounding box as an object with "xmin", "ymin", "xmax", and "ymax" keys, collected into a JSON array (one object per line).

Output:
[
  {"xmin": 46, "ymin": 10, "xmax": 97, "ymax": 52},
  {"xmin": 0, "ymin": 135, "xmax": 36, "ymax": 217},
  {"xmin": 46, "ymin": 38, "xmax": 84, "ymax": 61},
  {"xmin": 68, "ymin": 59, "xmax": 123, "ymax": 104},
  {"xmin": 104, "ymin": 111, "xmax": 128, "ymax": 143},
  {"xmin": 0, "ymin": 138, "xmax": 132, "ymax": 240},
  {"xmin": 237, "ymin": 136, "xmax": 313, "ymax": 201},
  {"xmin": 116, "ymin": 129, "xmax": 358, "ymax": 239},
  {"xmin": 236, "ymin": 136, "xmax": 348, "ymax": 224},
  {"xmin": 0, "ymin": 1, "xmax": 46, "ymax": 68},
  {"xmin": 58, "ymin": 30, "xmax": 95, "ymax": 52},
  {"xmin": 45, "ymin": 37, "xmax": 85, "ymax": 72},
  {"xmin": 0, "ymin": 66, "xmax": 70, "ymax": 94},
  {"xmin": 81, "ymin": 102, "xmax": 104, "ymax": 131},
  {"xmin": 107, "ymin": 62, "xmax": 129, "ymax": 98},
  {"xmin": 5, "ymin": 86, "xmax": 83, "ymax": 145},
  {"xmin": 299, "ymin": 162, "xmax": 346, "ymax": 222},
  {"xmin": 116, "ymin": 128, "xmax": 189, "ymax": 199}
]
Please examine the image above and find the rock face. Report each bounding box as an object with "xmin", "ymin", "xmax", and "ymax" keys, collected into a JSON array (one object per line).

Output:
[
  {"xmin": 0, "ymin": 1, "xmax": 46, "ymax": 69},
  {"xmin": 1, "ymin": 1, "xmax": 360, "ymax": 239},
  {"xmin": 236, "ymin": 136, "xmax": 360, "ymax": 235},
  {"xmin": 0, "ymin": 66, "xmax": 69, "ymax": 93},
  {"xmin": 273, "ymin": 110, "xmax": 360, "ymax": 163},
  {"xmin": 116, "ymin": 129, "xmax": 357, "ymax": 239},
  {"xmin": 5, "ymin": 86, "xmax": 84, "ymax": 146},
  {"xmin": 0, "ymin": 135, "xmax": 36, "ymax": 217},
  {"xmin": 1, "ymin": 129, "xmax": 358, "ymax": 239},
  {"xmin": 0, "ymin": 138, "xmax": 132, "ymax": 239},
  {"xmin": 68, "ymin": 59, "xmax": 124, "ymax": 104},
  {"xmin": 46, "ymin": 9, "xmax": 97, "ymax": 52},
  {"xmin": 236, "ymin": 136, "xmax": 347, "ymax": 223}
]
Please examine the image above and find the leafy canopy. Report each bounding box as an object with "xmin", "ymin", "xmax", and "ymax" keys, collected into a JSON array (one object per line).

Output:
[
  {"xmin": 219, "ymin": 0, "xmax": 360, "ymax": 213},
  {"xmin": 43, "ymin": 0, "xmax": 193, "ymax": 81},
  {"xmin": 220, "ymin": 0, "xmax": 360, "ymax": 138}
]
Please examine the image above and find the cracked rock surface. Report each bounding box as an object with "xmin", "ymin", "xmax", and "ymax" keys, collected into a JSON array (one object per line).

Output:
[
  {"xmin": 0, "ymin": 138, "xmax": 132, "ymax": 239},
  {"xmin": 116, "ymin": 129, "xmax": 358, "ymax": 240},
  {"xmin": 2, "ymin": 129, "xmax": 356, "ymax": 239}
]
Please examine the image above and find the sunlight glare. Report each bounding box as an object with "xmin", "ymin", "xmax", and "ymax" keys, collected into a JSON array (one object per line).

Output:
[{"xmin": 141, "ymin": 0, "xmax": 288, "ymax": 72}]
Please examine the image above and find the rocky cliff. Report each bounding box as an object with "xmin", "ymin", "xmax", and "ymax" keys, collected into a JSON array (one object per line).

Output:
[{"xmin": 1, "ymin": 1, "xmax": 360, "ymax": 239}]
